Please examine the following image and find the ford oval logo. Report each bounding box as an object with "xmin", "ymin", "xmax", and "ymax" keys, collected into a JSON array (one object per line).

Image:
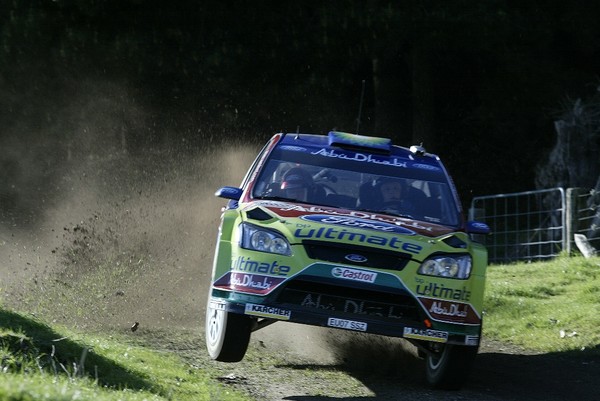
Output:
[
  {"xmin": 345, "ymin": 254, "xmax": 368, "ymax": 263},
  {"xmin": 411, "ymin": 163, "xmax": 440, "ymax": 171}
]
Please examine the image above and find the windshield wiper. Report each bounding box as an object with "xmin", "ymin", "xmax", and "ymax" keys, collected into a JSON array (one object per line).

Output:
[
  {"xmin": 254, "ymin": 195, "xmax": 300, "ymax": 202},
  {"xmin": 355, "ymin": 208, "xmax": 413, "ymax": 219},
  {"xmin": 255, "ymin": 195, "xmax": 334, "ymax": 207}
]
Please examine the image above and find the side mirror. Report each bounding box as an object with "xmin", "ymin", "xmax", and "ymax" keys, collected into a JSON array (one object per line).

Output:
[
  {"xmin": 465, "ymin": 221, "xmax": 491, "ymax": 235},
  {"xmin": 215, "ymin": 186, "xmax": 243, "ymax": 201}
]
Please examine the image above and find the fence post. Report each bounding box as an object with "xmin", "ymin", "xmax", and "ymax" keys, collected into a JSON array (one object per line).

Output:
[
  {"xmin": 565, "ymin": 188, "xmax": 573, "ymax": 255},
  {"xmin": 565, "ymin": 188, "xmax": 583, "ymax": 256}
]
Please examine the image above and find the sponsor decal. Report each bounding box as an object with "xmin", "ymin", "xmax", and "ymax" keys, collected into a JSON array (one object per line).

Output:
[
  {"xmin": 213, "ymin": 272, "xmax": 285, "ymax": 295},
  {"xmin": 279, "ymin": 145, "xmax": 307, "ymax": 152},
  {"xmin": 470, "ymin": 222, "xmax": 488, "ymax": 230},
  {"xmin": 424, "ymin": 216, "xmax": 442, "ymax": 223},
  {"xmin": 311, "ymin": 148, "xmax": 408, "ymax": 168},
  {"xmin": 430, "ymin": 300, "xmax": 466, "ymax": 318},
  {"xmin": 403, "ymin": 327, "xmax": 448, "ymax": 343},
  {"xmin": 411, "ymin": 163, "xmax": 440, "ymax": 171},
  {"xmin": 296, "ymin": 293, "xmax": 405, "ymax": 319},
  {"xmin": 294, "ymin": 226, "xmax": 423, "ymax": 254},
  {"xmin": 344, "ymin": 299, "xmax": 403, "ymax": 318},
  {"xmin": 415, "ymin": 281, "xmax": 471, "ymax": 301},
  {"xmin": 258, "ymin": 203, "xmax": 442, "ymax": 234},
  {"xmin": 220, "ymin": 186, "xmax": 241, "ymax": 195},
  {"xmin": 300, "ymin": 214, "xmax": 415, "ymax": 235},
  {"xmin": 208, "ymin": 299, "xmax": 227, "ymax": 310},
  {"xmin": 331, "ymin": 267, "xmax": 377, "ymax": 283},
  {"xmin": 327, "ymin": 317, "xmax": 368, "ymax": 332},
  {"xmin": 231, "ymin": 273, "xmax": 275, "ymax": 291},
  {"xmin": 418, "ymin": 297, "xmax": 481, "ymax": 325},
  {"xmin": 345, "ymin": 254, "xmax": 367, "ymax": 263},
  {"xmin": 301, "ymin": 294, "xmax": 335, "ymax": 310},
  {"xmin": 245, "ymin": 303, "xmax": 291, "ymax": 320},
  {"xmin": 232, "ymin": 256, "xmax": 291, "ymax": 276},
  {"xmin": 465, "ymin": 335, "xmax": 480, "ymax": 346}
]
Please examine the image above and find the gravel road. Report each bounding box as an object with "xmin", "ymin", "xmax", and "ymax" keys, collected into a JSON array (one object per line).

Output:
[{"xmin": 200, "ymin": 323, "xmax": 600, "ymax": 401}]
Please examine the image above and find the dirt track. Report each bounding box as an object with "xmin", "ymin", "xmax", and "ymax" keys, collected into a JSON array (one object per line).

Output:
[
  {"xmin": 1, "ymin": 148, "xmax": 599, "ymax": 401},
  {"xmin": 137, "ymin": 322, "xmax": 599, "ymax": 401}
]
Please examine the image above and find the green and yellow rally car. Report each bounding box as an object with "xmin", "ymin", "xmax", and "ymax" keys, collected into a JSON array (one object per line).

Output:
[{"xmin": 205, "ymin": 131, "xmax": 490, "ymax": 389}]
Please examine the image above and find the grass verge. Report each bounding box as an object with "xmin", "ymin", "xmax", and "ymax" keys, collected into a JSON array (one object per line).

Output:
[
  {"xmin": 2, "ymin": 256, "xmax": 599, "ymax": 400},
  {"xmin": 483, "ymin": 255, "xmax": 600, "ymax": 353},
  {"xmin": 0, "ymin": 308, "xmax": 251, "ymax": 401}
]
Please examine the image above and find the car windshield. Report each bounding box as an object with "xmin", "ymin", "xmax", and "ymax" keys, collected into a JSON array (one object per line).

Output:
[{"xmin": 251, "ymin": 144, "xmax": 460, "ymax": 227}]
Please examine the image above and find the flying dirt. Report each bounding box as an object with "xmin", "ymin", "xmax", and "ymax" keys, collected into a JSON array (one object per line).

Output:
[{"xmin": 1, "ymin": 144, "xmax": 258, "ymax": 331}]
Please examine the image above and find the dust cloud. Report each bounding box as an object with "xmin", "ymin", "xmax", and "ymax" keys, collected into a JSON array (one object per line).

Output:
[
  {"xmin": 1, "ymin": 137, "xmax": 412, "ymax": 370},
  {"xmin": 0, "ymin": 74, "xmax": 344, "ymax": 365},
  {"xmin": 0, "ymin": 135, "xmax": 366, "ymax": 367},
  {"xmin": 253, "ymin": 322, "xmax": 416, "ymax": 368},
  {"xmin": 0, "ymin": 141, "xmax": 257, "ymax": 332},
  {"xmin": 0, "ymin": 81, "xmax": 414, "ymax": 369}
]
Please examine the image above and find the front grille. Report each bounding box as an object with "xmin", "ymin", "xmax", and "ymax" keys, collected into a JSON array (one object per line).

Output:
[
  {"xmin": 302, "ymin": 240, "xmax": 411, "ymax": 271},
  {"xmin": 276, "ymin": 279, "xmax": 421, "ymax": 322}
]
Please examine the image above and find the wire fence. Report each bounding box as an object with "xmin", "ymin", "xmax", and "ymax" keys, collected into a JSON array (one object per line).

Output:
[{"xmin": 469, "ymin": 187, "xmax": 600, "ymax": 264}]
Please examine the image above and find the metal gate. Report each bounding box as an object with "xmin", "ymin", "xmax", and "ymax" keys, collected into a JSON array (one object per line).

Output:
[{"xmin": 469, "ymin": 188, "xmax": 566, "ymax": 264}]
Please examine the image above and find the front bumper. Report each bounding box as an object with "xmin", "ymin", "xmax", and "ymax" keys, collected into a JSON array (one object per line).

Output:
[{"xmin": 209, "ymin": 292, "xmax": 481, "ymax": 347}]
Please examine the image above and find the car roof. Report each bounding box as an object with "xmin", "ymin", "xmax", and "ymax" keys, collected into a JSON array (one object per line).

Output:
[{"xmin": 277, "ymin": 131, "xmax": 442, "ymax": 169}]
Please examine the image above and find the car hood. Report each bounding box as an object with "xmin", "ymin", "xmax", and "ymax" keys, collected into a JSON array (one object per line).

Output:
[{"xmin": 241, "ymin": 200, "xmax": 457, "ymax": 239}]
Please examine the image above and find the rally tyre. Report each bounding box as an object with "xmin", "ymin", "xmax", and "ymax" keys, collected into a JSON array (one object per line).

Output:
[
  {"xmin": 425, "ymin": 344, "xmax": 478, "ymax": 390},
  {"xmin": 205, "ymin": 301, "xmax": 252, "ymax": 362}
]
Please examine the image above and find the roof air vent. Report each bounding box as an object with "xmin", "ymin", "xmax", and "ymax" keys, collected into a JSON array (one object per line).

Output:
[{"xmin": 328, "ymin": 131, "xmax": 392, "ymax": 154}]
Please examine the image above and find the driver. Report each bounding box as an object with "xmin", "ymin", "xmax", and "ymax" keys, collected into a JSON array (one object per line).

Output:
[
  {"xmin": 378, "ymin": 177, "xmax": 414, "ymax": 215},
  {"xmin": 381, "ymin": 179, "xmax": 402, "ymax": 204},
  {"xmin": 280, "ymin": 167, "xmax": 313, "ymax": 202}
]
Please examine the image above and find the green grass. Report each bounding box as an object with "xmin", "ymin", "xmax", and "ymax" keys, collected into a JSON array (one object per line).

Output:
[
  {"xmin": 2, "ymin": 256, "xmax": 599, "ymax": 400},
  {"xmin": 0, "ymin": 309, "xmax": 251, "ymax": 401},
  {"xmin": 483, "ymin": 255, "xmax": 600, "ymax": 353}
]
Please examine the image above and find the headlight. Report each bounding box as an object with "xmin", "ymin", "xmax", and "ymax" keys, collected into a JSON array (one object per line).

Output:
[
  {"xmin": 417, "ymin": 255, "xmax": 472, "ymax": 279},
  {"xmin": 240, "ymin": 223, "xmax": 291, "ymax": 256}
]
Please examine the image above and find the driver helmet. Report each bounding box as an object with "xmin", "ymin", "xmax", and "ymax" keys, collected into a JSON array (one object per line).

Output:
[
  {"xmin": 376, "ymin": 177, "xmax": 404, "ymax": 204},
  {"xmin": 281, "ymin": 167, "xmax": 313, "ymax": 201}
]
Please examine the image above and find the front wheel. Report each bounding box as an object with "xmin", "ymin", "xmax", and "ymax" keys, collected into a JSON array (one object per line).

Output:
[
  {"xmin": 425, "ymin": 344, "xmax": 478, "ymax": 390},
  {"xmin": 205, "ymin": 299, "xmax": 252, "ymax": 362}
]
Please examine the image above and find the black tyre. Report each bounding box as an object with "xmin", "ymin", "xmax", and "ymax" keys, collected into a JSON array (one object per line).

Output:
[
  {"xmin": 425, "ymin": 344, "xmax": 478, "ymax": 390},
  {"xmin": 205, "ymin": 300, "xmax": 252, "ymax": 362}
]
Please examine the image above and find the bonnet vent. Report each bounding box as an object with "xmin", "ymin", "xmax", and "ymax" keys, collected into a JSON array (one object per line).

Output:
[
  {"xmin": 441, "ymin": 235, "xmax": 467, "ymax": 249},
  {"xmin": 246, "ymin": 207, "xmax": 273, "ymax": 221}
]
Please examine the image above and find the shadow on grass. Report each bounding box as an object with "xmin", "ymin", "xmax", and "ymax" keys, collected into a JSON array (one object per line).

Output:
[
  {"xmin": 466, "ymin": 345, "xmax": 600, "ymax": 401},
  {"xmin": 276, "ymin": 335, "xmax": 600, "ymax": 401},
  {"xmin": 0, "ymin": 308, "xmax": 160, "ymax": 394}
]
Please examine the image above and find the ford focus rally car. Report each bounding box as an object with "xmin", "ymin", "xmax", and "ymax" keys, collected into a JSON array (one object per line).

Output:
[{"xmin": 205, "ymin": 131, "xmax": 490, "ymax": 390}]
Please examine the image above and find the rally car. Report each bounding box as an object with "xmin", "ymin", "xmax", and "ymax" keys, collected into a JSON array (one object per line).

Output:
[{"xmin": 205, "ymin": 131, "xmax": 490, "ymax": 390}]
